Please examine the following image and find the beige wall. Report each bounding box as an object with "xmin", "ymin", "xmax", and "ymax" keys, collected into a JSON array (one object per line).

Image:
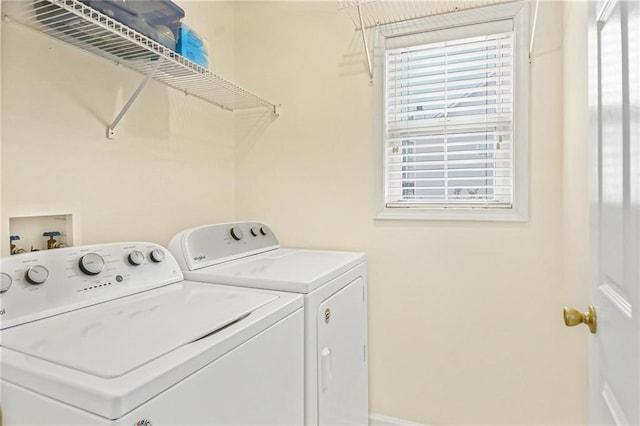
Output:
[
  {"xmin": 0, "ymin": 9, "xmax": 3, "ymax": 250},
  {"xmin": 235, "ymin": 1, "xmax": 588, "ymax": 424},
  {"xmin": 0, "ymin": 1, "xmax": 237, "ymax": 254},
  {"xmin": 562, "ymin": 1, "xmax": 590, "ymax": 422}
]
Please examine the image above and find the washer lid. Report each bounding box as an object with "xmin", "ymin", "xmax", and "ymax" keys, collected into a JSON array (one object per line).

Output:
[
  {"xmin": 185, "ymin": 249, "xmax": 365, "ymax": 293},
  {"xmin": 0, "ymin": 282, "xmax": 276, "ymax": 379}
]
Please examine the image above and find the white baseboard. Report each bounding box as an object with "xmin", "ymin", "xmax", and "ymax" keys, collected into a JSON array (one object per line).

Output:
[{"xmin": 369, "ymin": 413, "xmax": 427, "ymax": 426}]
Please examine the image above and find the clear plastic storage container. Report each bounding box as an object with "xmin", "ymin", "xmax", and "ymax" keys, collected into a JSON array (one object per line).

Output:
[{"xmin": 81, "ymin": 0, "xmax": 184, "ymax": 49}]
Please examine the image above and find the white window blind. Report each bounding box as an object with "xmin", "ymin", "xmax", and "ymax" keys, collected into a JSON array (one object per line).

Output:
[{"xmin": 384, "ymin": 30, "xmax": 515, "ymax": 208}]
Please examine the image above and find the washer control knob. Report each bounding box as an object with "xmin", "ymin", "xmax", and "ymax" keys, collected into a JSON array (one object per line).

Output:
[
  {"xmin": 149, "ymin": 248, "xmax": 165, "ymax": 263},
  {"xmin": 79, "ymin": 253, "xmax": 105, "ymax": 276},
  {"xmin": 0, "ymin": 273, "xmax": 13, "ymax": 293},
  {"xmin": 260, "ymin": 227, "xmax": 268, "ymax": 236},
  {"xmin": 128, "ymin": 250, "xmax": 145, "ymax": 266},
  {"xmin": 250, "ymin": 227, "xmax": 260, "ymax": 237},
  {"xmin": 230, "ymin": 226, "xmax": 244, "ymax": 241},
  {"xmin": 25, "ymin": 265, "xmax": 49, "ymax": 285}
]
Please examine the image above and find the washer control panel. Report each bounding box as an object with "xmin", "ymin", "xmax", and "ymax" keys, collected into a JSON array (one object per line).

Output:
[
  {"xmin": 0, "ymin": 242, "xmax": 182, "ymax": 330},
  {"xmin": 168, "ymin": 222, "xmax": 279, "ymax": 272}
]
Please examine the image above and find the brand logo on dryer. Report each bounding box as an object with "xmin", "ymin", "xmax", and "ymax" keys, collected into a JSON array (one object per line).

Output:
[
  {"xmin": 134, "ymin": 419, "xmax": 152, "ymax": 426},
  {"xmin": 193, "ymin": 255, "xmax": 206, "ymax": 262}
]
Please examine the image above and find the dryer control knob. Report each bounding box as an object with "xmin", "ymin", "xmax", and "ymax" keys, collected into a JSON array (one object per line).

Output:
[
  {"xmin": 149, "ymin": 248, "xmax": 165, "ymax": 263},
  {"xmin": 79, "ymin": 253, "xmax": 105, "ymax": 276},
  {"xmin": 0, "ymin": 272, "xmax": 13, "ymax": 293},
  {"xmin": 259, "ymin": 227, "xmax": 268, "ymax": 236},
  {"xmin": 230, "ymin": 226, "xmax": 244, "ymax": 241},
  {"xmin": 250, "ymin": 227, "xmax": 260, "ymax": 237},
  {"xmin": 25, "ymin": 265, "xmax": 49, "ymax": 285},
  {"xmin": 128, "ymin": 250, "xmax": 145, "ymax": 266}
]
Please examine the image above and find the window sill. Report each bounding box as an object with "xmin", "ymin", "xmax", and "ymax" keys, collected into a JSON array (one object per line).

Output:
[{"xmin": 374, "ymin": 206, "xmax": 529, "ymax": 222}]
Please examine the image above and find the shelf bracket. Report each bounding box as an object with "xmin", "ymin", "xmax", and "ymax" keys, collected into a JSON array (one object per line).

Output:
[
  {"xmin": 107, "ymin": 58, "xmax": 164, "ymax": 139},
  {"xmin": 356, "ymin": 3, "xmax": 374, "ymax": 82}
]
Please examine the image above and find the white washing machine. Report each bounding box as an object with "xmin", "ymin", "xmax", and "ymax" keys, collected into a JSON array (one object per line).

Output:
[
  {"xmin": 169, "ymin": 222, "xmax": 369, "ymax": 426},
  {"xmin": 0, "ymin": 242, "xmax": 304, "ymax": 425}
]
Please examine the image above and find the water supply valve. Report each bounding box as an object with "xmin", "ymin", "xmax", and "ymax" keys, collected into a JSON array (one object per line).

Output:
[
  {"xmin": 9, "ymin": 235, "xmax": 26, "ymax": 255},
  {"xmin": 43, "ymin": 231, "xmax": 66, "ymax": 249}
]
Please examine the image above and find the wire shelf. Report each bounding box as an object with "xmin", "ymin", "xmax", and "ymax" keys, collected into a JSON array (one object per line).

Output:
[
  {"xmin": 339, "ymin": 0, "xmax": 511, "ymax": 31},
  {"xmin": 4, "ymin": 0, "xmax": 277, "ymax": 113}
]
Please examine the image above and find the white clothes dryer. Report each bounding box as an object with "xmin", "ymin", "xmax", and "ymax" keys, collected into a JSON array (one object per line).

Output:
[
  {"xmin": 0, "ymin": 242, "xmax": 304, "ymax": 425},
  {"xmin": 169, "ymin": 222, "xmax": 369, "ymax": 426}
]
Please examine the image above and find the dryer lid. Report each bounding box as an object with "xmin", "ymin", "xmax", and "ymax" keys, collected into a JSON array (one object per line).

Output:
[
  {"xmin": 0, "ymin": 282, "xmax": 276, "ymax": 378},
  {"xmin": 186, "ymin": 249, "xmax": 365, "ymax": 293}
]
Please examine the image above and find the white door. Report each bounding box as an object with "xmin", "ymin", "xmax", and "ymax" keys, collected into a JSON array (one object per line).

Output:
[
  {"xmin": 587, "ymin": 0, "xmax": 640, "ymax": 424},
  {"xmin": 316, "ymin": 277, "xmax": 368, "ymax": 425}
]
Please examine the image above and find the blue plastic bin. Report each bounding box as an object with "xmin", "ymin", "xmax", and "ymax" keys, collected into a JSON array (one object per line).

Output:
[{"xmin": 176, "ymin": 24, "xmax": 209, "ymax": 69}]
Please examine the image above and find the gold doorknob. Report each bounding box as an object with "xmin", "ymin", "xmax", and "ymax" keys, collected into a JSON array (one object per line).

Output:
[{"xmin": 563, "ymin": 305, "xmax": 597, "ymax": 334}]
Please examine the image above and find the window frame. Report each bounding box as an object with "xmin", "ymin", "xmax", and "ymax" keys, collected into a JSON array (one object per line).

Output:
[{"xmin": 373, "ymin": 2, "xmax": 529, "ymax": 222}]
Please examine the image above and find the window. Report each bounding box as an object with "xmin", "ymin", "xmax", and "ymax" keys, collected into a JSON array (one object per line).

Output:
[{"xmin": 374, "ymin": 2, "xmax": 529, "ymax": 221}]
